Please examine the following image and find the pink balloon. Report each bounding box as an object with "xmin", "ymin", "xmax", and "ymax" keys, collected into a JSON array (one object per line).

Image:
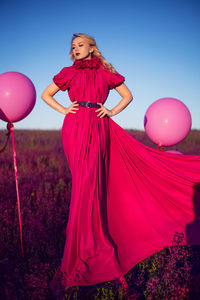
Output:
[
  {"xmin": 165, "ymin": 150, "xmax": 182, "ymax": 154},
  {"xmin": 0, "ymin": 71, "xmax": 36, "ymax": 123},
  {"xmin": 144, "ymin": 98, "xmax": 191, "ymax": 146}
]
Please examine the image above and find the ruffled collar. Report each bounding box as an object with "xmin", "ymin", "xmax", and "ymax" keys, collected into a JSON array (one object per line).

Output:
[{"xmin": 73, "ymin": 56, "xmax": 101, "ymax": 70}]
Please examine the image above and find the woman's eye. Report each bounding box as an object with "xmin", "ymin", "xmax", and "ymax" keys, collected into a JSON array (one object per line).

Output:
[{"xmin": 79, "ymin": 44, "xmax": 83, "ymax": 47}]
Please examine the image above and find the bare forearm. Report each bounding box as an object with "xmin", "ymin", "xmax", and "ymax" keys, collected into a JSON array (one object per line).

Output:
[
  {"xmin": 97, "ymin": 84, "xmax": 133, "ymax": 119},
  {"xmin": 41, "ymin": 94, "xmax": 67, "ymax": 115},
  {"xmin": 111, "ymin": 96, "xmax": 133, "ymax": 117}
]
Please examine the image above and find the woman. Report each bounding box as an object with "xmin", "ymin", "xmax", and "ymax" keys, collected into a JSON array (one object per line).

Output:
[{"xmin": 42, "ymin": 33, "xmax": 200, "ymax": 290}]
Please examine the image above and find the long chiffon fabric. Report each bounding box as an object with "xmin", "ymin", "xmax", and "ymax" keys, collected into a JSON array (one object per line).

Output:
[{"xmin": 52, "ymin": 56, "xmax": 200, "ymax": 288}]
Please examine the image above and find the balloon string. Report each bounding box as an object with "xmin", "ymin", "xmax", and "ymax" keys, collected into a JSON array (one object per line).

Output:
[
  {"xmin": 0, "ymin": 123, "xmax": 12, "ymax": 153},
  {"xmin": 157, "ymin": 144, "xmax": 164, "ymax": 151},
  {"xmin": 9, "ymin": 123, "xmax": 24, "ymax": 260}
]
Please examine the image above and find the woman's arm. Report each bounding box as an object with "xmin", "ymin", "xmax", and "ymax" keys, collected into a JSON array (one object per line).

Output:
[
  {"xmin": 96, "ymin": 83, "xmax": 133, "ymax": 118},
  {"xmin": 41, "ymin": 82, "xmax": 79, "ymax": 115}
]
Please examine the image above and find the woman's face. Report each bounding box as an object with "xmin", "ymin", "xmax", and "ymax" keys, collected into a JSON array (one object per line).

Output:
[{"xmin": 72, "ymin": 37, "xmax": 93, "ymax": 60}]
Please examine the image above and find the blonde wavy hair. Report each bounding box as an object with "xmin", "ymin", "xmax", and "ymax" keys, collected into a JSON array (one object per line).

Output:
[{"xmin": 69, "ymin": 33, "xmax": 116, "ymax": 73}]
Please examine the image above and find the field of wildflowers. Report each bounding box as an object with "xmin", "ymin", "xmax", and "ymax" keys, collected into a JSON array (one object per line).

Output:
[{"xmin": 0, "ymin": 129, "xmax": 200, "ymax": 299}]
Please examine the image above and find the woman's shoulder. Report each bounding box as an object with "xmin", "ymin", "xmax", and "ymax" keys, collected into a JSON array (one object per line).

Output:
[
  {"xmin": 53, "ymin": 65, "xmax": 76, "ymax": 91},
  {"xmin": 98, "ymin": 64, "xmax": 125, "ymax": 90}
]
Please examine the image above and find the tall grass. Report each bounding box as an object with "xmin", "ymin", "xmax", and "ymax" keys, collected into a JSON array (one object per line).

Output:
[{"xmin": 0, "ymin": 129, "xmax": 200, "ymax": 299}]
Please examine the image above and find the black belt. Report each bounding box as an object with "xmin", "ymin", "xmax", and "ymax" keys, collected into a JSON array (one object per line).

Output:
[{"xmin": 76, "ymin": 101, "xmax": 101, "ymax": 108}]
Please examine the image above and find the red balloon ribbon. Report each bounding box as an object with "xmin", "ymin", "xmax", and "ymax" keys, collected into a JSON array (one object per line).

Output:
[
  {"xmin": 157, "ymin": 144, "xmax": 164, "ymax": 151},
  {"xmin": 8, "ymin": 122, "xmax": 24, "ymax": 260}
]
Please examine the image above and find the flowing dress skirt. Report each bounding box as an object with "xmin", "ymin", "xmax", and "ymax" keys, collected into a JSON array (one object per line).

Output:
[{"xmin": 52, "ymin": 106, "xmax": 200, "ymax": 288}]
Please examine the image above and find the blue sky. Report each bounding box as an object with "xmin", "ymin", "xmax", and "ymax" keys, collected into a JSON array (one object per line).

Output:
[{"xmin": 0, "ymin": 0, "xmax": 200, "ymax": 130}]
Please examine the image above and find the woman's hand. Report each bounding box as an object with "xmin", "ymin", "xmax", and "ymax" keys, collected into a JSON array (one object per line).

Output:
[
  {"xmin": 95, "ymin": 84, "xmax": 133, "ymax": 118},
  {"xmin": 95, "ymin": 103, "xmax": 114, "ymax": 118},
  {"xmin": 66, "ymin": 101, "xmax": 79, "ymax": 114},
  {"xmin": 41, "ymin": 83, "xmax": 80, "ymax": 115}
]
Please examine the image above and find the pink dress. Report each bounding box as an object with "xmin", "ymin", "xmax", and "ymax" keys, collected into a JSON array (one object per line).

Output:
[{"xmin": 52, "ymin": 55, "xmax": 200, "ymax": 288}]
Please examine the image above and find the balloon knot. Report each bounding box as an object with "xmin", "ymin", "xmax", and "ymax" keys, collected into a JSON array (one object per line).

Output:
[{"xmin": 7, "ymin": 122, "xmax": 14, "ymax": 133}]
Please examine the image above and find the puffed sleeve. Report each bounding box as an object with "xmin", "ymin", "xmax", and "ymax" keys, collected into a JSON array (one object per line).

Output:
[
  {"xmin": 102, "ymin": 67, "xmax": 125, "ymax": 90},
  {"xmin": 53, "ymin": 66, "xmax": 74, "ymax": 91}
]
